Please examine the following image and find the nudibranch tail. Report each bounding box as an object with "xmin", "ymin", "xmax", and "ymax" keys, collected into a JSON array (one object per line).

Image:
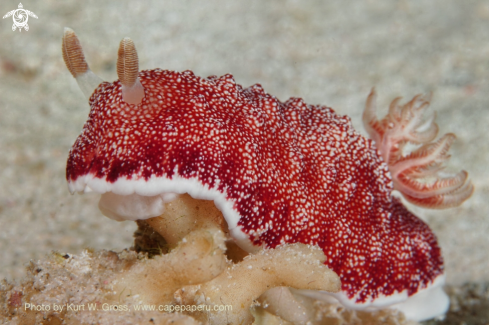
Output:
[
  {"xmin": 117, "ymin": 37, "xmax": 145, "ymax": 105},
  {"xmin": 363, "ymin": 88, "xmax": 474, "ymax": 209},
  {"xmin": 62, "ymin": 28, "xmax": 103, "ymax": 100}
]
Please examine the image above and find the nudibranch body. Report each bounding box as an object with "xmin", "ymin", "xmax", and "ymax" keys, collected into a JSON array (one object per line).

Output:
[{"xmin": 63, "ymin": 29, "xmax": 473, "ymax": 321}]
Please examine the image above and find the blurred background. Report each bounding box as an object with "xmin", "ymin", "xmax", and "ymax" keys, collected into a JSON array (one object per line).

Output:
[{"xmin": 0, "ymin": 0, "xmax": 487, "ymax": 293}]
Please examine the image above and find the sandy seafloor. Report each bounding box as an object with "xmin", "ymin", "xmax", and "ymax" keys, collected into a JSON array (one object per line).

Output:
[{"xmin": 0, "ymin": 0, "xmax": 488, "ymax": 322}]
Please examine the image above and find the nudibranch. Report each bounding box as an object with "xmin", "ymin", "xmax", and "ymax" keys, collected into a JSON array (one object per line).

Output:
[{"xmin": 62, "ymin": 28, "xmax": 473, "ymax": 321}]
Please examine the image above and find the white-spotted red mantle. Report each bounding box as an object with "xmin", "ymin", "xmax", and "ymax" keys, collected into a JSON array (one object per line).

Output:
[{"xmin": 67, "ymin": 69, "xmax": 445, "ymax": 319}]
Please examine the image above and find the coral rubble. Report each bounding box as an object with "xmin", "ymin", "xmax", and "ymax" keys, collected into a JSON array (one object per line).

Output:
[{"xmin": 1, "ymin": 221, "xmax": 419, "ymax": 324}]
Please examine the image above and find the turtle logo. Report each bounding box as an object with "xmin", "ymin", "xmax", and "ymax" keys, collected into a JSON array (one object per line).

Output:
[{"xmin": 3, "ymin": 3, "xmax": 38, "ymax": 32}]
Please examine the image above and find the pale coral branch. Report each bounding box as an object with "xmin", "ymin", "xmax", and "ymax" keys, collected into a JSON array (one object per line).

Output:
[
  {"xmin": 112, "ymin": 228, "xmax": 228, "ymax": 306},
  {"xmin": 175, "ymin": 244, "xmax": 340, "ymax": 325}
]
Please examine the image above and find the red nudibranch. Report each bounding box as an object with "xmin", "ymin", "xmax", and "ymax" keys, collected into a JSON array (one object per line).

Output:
[{"xmin": 62, "ymin": 28, "xmax": 473, "ymax": 321}]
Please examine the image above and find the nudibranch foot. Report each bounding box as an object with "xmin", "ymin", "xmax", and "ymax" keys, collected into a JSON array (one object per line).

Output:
[
  {"xmin": 363, "ymin": 88, "xmax": 473, "ymax": 209},
  {"xmin": 296, "ymin": 272, "xmax": 448, "ymax": 322}
]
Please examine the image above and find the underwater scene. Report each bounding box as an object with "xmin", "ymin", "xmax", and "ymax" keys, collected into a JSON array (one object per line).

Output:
[{"xmin": 1, "ymin": 1, "xmax": 488, "ymax": 324}]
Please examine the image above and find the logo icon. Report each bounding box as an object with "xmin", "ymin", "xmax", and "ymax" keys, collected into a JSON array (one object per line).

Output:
[{"xmin": 3, "ymin": 3, "xmax": 38, "ymax": 32}]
